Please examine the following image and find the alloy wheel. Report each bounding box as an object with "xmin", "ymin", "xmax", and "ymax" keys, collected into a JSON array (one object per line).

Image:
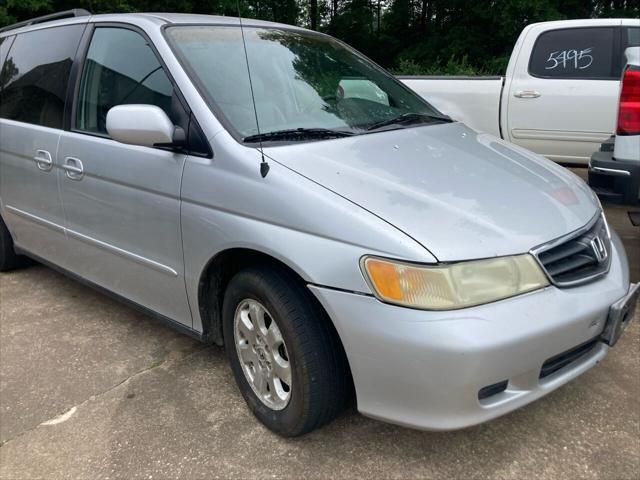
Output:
[{"xmin": 233, "ymin": 298, "xmax": 292, "ymax": 410}]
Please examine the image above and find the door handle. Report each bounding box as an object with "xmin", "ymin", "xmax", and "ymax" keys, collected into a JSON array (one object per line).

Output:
[
  {"xmin": 514, "ymin": 90, "xmax": 541, "ymax": 99},
  {"xmin": 62, "ymin": 157, "xmax": 84, "ymax": 180},
  {"xmin": 33, "ymin": 150, "xmax": 53, "ymax": 171}
]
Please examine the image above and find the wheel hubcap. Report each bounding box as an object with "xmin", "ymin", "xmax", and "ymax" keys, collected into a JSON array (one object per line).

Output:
[{"xmin": 233, "ymin": 299, "xmax": 292, "ymax": 410}]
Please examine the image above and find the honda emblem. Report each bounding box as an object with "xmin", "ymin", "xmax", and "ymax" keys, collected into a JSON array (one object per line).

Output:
[{"xmin": 591, "ymin": 234, "xmax": 608, "ymax": 263}]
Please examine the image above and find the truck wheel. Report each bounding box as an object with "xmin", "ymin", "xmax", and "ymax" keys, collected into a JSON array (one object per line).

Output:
[
  {"xmin": 222, "ymin": 265, "xmax": 349, "ymax": 436},
  {"xmin": 0, "ymin": 216, "xmax": 22, "ymax": 272}
]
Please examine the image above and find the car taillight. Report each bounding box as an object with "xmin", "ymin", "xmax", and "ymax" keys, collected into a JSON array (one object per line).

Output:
[{"xmin": 617, "ymin": 66, "xmax": 640, "ymax": 135}]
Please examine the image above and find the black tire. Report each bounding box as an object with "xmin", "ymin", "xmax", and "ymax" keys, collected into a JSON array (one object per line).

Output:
[
  {"xmin": 222, "ymin": 265, "xmax": 350, "ymax": 437},
  {"xmin": 0, "ymin": 216, "xmax": 22, "ymax": 272}
]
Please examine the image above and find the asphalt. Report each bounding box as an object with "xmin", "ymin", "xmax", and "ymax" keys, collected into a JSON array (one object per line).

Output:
[{"xmin": 0, "ymin": 170, "xmax": 638, "ymax": 480}]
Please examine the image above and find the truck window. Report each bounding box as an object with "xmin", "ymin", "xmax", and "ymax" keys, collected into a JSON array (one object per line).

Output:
[
  {"xmin": 0, "ymin": 25, "xmax": 84, "ymax": 128},
  {"xmin": 529, "ymin": 27, "xmax": 616, "ymax": 80},
  {"xmin": 625, "ymin": 27, "xmax": 640, "ymax": 48},
  {"xmin": 76, "ymin": 27, "xmax": 173, "ymax": 135}
]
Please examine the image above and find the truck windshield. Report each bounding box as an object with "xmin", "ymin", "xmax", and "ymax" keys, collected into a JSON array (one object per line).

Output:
[{"xmin": 165, "ymin": 25, "xmax": 445, "ymax": 142}]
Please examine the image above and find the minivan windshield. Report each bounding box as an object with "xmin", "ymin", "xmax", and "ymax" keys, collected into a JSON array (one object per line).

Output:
[{"xmin": 165, "ymin": 25, "xmax": 447, "ymax": 142}]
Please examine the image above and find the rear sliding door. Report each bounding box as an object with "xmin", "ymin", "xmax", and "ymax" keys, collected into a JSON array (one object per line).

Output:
[{"xmin": 0, "ymin": 24, "xmax": 85, "ymax": 267}]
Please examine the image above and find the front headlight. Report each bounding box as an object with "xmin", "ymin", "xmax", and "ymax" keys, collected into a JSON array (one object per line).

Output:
[{"xmin": 361, "ymin": 255, "xmax": 549, "ymax": 310}]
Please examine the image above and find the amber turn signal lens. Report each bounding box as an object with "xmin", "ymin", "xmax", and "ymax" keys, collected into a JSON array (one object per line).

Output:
[{"xmin": 364, "ymin": 258, "xmax": 403, "ymax": 300}]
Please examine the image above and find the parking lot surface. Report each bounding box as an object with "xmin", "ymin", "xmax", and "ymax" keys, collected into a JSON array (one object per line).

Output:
[{"xmin": 1, "ymin": 178, "xmax": 638, "ymax": 479}]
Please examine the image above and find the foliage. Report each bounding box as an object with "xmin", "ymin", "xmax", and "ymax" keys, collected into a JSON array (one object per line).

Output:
[
  {"xmin": 1, "ymin": 0, "xmax": 638, "ymax": 75},
  {"xmin": 394, "ymin": 56, "xmax": 487, "ymax": 76}
]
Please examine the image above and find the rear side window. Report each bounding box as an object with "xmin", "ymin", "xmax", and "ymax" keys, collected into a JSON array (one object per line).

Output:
[
  {"xmin": 76, "ymin": 27, "xmax": 173, "ymax": 135},
  {"xmin": 529, "ymin": 27, "xmax": 616, "ymax": 80},
  {"xmin": 0, "ymin": 36, "xmax": 14, "ymax": 76},
  {"xmin": 0, "ymin": 25, "xmax": 84, "ymax": 128}
]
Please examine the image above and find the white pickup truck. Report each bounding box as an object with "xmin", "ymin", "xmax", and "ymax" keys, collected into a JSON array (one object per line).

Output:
[{"xmin": 400, "ymin": 19, "xmax": 640, "ymax": 165}]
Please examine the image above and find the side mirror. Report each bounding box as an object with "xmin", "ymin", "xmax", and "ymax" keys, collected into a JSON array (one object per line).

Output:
[{"xmin": 106, "ymin": 104, "xmax": 185, "ymax": 149}]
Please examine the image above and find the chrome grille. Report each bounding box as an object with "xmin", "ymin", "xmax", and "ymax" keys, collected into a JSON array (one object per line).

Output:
[{"xmin": 532, "ymin": 214, "xmax": 611, "ymax": 287}]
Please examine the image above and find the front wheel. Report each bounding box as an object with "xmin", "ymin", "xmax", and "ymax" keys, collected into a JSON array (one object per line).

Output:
[{"xmin": 222, "ymin": 265, "xmax": 350, "ymax": 436}]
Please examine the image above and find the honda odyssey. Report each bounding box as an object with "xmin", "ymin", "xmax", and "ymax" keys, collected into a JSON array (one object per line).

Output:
[{"xmin": 0, "ymin": 10, "xmax": 637, "ymax": 436}]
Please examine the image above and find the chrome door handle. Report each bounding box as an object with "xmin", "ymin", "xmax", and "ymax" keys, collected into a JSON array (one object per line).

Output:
[
  {"xmin": 33, "ymin": 150, "xmax": 53, "ymax": 171},
  {"xmin": 62, "ymin": 157, "xmax": 84, "ymax": 180},
  {"xmin": 514, "ymin": 90, "xmax": 541, "ymax": 99}
]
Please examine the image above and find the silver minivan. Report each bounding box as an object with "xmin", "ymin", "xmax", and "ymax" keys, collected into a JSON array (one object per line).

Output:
[{"xmin": 0, "ymin": 10, "xmax": 637, "ymax": 437}]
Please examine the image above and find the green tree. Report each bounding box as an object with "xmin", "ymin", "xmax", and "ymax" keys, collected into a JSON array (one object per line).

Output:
[{"xmin": 1, "ymin": 0, "xmax": 639, "ymax": 74}]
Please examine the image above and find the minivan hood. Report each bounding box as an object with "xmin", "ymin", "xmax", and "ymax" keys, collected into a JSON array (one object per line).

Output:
[{"xmin": 265, "ymin": 123, "xmax": 598, "ymax": 261}]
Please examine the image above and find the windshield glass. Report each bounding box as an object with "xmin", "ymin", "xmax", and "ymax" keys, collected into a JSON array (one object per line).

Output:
[{"xmin": 165, "ymin": 26, "xmax": 443, "ymax": 141}]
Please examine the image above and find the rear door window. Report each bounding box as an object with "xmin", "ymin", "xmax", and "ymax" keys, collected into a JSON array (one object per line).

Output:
[
  {"xmin": 529, "ymin": 27, "xmax": 617, "ymax": 79},
  {"xmin": 0, "ymin": 35, "xmax": 14, "ymax": 75},
  {"xmin": 75, "ymin": 27, "xmax": 173, "ymax": 135},
  {"xmin": 0, "ymin": 25, "xmax": 84, "ymax": 128}
]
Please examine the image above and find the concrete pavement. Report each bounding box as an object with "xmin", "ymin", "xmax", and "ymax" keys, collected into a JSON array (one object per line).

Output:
[{"xmin": 0, "ymin": 191, "xmax": 638, "ymax": 479}]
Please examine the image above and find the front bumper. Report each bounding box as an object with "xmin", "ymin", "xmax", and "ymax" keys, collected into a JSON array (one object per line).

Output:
[{"xmin": 309, "ymin": 233, "xmax": 632, "ymax": 431}]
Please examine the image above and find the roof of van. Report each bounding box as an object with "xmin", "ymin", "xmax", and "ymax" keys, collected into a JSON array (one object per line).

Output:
[
  {"xmin": 134, "ymin": 12, "xmax": 298, "ymax": 27},
  {"xmin": 0, "ymin": 11, "xmax": 306, "ymax": 37}
]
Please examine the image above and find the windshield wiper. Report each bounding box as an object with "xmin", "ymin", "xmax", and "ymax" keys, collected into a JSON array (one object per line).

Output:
[
  {"xmin": 366, "ymin": 112, "xmax": 452, "ymax": 132},
  {"xmin": 244, "ymin": 128, "xmax": 355, "ymax": 143}
]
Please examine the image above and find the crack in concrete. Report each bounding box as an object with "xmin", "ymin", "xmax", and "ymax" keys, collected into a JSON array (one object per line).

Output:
[{"xmin": 0, "ymin": 345, "xmax": 211, "ymax": 448}]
